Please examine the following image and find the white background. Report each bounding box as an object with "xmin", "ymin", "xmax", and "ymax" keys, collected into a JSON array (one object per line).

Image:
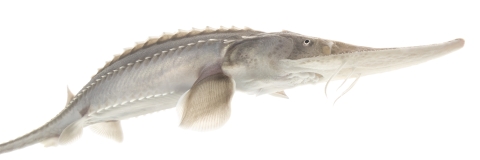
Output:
[{"xmin": 0, "ymin": 0, "xmax": 478, "ymax": 159}]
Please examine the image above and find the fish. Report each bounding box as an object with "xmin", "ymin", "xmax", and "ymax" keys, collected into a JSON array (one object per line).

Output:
[{"xmin": 0, "ymin": 26, "xmax": 465, "ymax": 154}]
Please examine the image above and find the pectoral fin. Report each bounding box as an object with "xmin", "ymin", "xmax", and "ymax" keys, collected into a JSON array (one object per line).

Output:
[
  {"xmin": 89, "ymin": 120, "xmax": 123, "ymax": 142},
  {"xmin": 177, "ymin": 72, "xmax": 235, "ymax": 131}
]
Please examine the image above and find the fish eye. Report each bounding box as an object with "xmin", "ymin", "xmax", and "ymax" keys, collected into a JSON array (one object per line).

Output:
[{"xmin": 303, "ymin": 39, "xmax": 311, "ymax": 46}]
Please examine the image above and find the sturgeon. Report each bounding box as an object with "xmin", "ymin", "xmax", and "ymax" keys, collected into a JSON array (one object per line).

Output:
[{"xmin": 0, "ymin": 26, "xmax": 465, "ymax": 154}]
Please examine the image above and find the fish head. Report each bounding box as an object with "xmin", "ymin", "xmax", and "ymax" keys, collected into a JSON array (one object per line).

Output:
[{"xmin": 222, "ymin": 31, "xmax": 464, "ymax": 95}]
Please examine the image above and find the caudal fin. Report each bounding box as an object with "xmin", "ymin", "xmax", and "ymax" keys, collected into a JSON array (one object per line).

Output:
[{"xmin": 0, "ymin": 87, "xmax": 83, "ymax": 154}]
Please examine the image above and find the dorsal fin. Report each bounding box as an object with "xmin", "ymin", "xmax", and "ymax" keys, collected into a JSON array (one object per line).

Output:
[
  {"xmin": 66, "ymin": 86, "xmax": 74, "ymax": 104},
  {"xmin": 97, "ymin": 26, "xmax": 255, "ymax": 75}
]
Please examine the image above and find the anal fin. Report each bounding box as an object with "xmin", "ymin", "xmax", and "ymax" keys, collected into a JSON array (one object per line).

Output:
[
  {"xmin": 89, "ymin": 120, "xmax": 123, "ymax": 143},
  {"xmin": 269, "ymin": 91, "xmax": 289, "ymax": 99},
  {"xmin": 41, "ymin": 137, "xmax": 59, "ymax": 147},
  {"xmin": 58, "ymin": 118, "xmax": 86, "ymax": 145},
  {"xmin": 177, "ymin": 72, "xmax": 235, "ymax": 131}
]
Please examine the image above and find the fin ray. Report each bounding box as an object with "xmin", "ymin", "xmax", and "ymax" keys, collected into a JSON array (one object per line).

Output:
[
  {"xmin": 89, "ymin": 120, "xmax": 123, "ymax": 143},
  {"xmin": 270, "ymin": 91, "xmax": 289, "ymax": 99},
  {"xmin": 177, "ymin": 72, "xmax": 235, "ymax": 131},
  {"xmin": 58, "ymin": 119, "xmax": 86, "ymax": 145},
  {"xmin": 67, "ymin": 86, "xmax": 74, "ymax": 104},
  {"xmin": 41, "ymin": 137, "xmax": 59, "ymax": 147}
]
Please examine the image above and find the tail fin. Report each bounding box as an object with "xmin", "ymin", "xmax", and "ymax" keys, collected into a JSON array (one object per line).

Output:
[
  {"xmin": 0, "ymin": 87, "xmax": 82, "ymax": 154},
  {"xmin": 0, "ymin": 124, "xmax": 56, "ymax": 154},
  {"xmin": 0, "ymin": 106, "xmax": 84, "ymax": 154}
]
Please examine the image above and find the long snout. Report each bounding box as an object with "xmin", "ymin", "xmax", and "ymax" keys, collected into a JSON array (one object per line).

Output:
[
  {"xmin": 281, "ymin": 38, "xmax": 465, "ymax": 78},
  {"xmin": 342, "ymin": 38, "xmax": 465, "ymax": 75}
]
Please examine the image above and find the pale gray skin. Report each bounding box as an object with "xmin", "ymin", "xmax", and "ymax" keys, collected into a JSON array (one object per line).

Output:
[{"xmin": 0, "ymin": 27, "xmax": 464, "ymax": 154}]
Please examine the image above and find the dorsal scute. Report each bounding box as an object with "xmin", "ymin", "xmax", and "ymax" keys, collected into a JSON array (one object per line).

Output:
[
  {"xmin": 97, "ymin": 26, "xmax": 254, "ymax": 75},
  {"xmin": 187, "ymin": 28, "xmax": 202, "ymax": 37}
]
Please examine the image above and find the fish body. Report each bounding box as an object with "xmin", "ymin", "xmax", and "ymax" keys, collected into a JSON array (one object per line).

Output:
[{"xmin": 0, "ymin": 27, "xmax": 464, "ymax": 154}]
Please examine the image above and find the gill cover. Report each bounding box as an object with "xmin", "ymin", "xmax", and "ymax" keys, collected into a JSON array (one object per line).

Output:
[{"xmin": 222, "ymin": 34, "xmax": 295, "ymax": 95}]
